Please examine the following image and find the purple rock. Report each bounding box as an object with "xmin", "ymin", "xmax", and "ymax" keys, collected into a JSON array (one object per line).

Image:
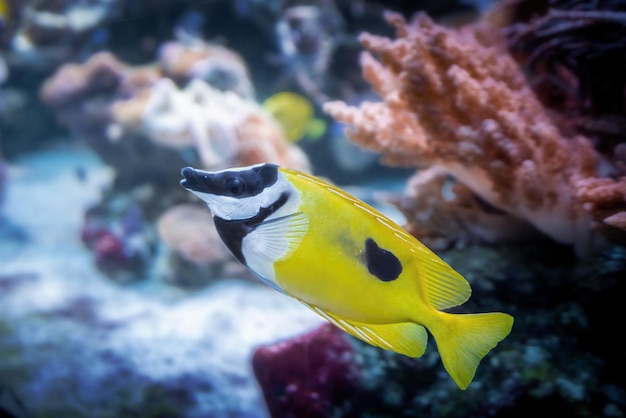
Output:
[{"xmin": 252, "ymin": 323, "xmax": 359, "ymax": 418}]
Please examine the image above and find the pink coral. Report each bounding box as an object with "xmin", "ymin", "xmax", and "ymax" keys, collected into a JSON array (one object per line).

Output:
[{"xmin": 324, "ymin": 12, "xmax": 626, "ymax": 254}]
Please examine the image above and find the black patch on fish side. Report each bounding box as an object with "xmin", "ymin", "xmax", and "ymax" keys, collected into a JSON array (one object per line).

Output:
[
  {"xmin": 364, "ymin": 238, "xmax": 402, "ymax": 282},
  {"xmin": 180, "ymin": 164, "xmax": 278, "ymax": 198},
  {"xmin": 213, "ymin": 192, "xmax": 289, "ymax": 265}
]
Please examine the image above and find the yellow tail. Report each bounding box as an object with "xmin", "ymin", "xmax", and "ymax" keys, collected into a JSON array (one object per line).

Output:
[{"xmin": 429, "ymin": 311, "xmax": 513, "ymax": 390}]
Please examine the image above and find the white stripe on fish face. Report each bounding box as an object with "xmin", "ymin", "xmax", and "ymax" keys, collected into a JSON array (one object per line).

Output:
[
  {"xmin": 190, "ymin": 172, "xmax": 298, "ymax": 222},
  {"xmin": 181, "ymin": 164, "xmax": 307, "ymax": 288},
  {"xmin": 181, "ymin": 163, "xmax": 286, "ymax": 221}
]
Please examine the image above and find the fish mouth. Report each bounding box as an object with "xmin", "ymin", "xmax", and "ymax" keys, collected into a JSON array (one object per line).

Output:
[{"xmin": 180, "ymin": 166, "xmax": 207, "ymax": 192}]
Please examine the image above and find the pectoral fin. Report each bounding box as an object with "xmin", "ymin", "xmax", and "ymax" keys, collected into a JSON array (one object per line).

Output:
[
  {"xmin": 243, "ymin": 212, "xmax": 309, "ymax": 285},
  {"xmin": 247, "ymin": 211, "xmax": 309, "ymax": 262},
  {"xmin": 300, "ymin": 301, "xmax": 428, "ymax": 358}
]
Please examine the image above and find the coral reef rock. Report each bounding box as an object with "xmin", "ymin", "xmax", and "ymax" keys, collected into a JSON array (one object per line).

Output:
[
  {"xmin": 157, "ymin": 204, "xmax": 251, "ymax": 288},
  {"xmin": 41, "ymin": 45, "xmax": 309, "ymax": 282},
  {"xmin": 40, "ymin": 51, "xmax": 178, "ymax": 187},
  {"xmin": 500, "ymin": 0, "xmax": 626, "ymax": 149},
  {"xmin": 158, "ymin": 40, "xmax": 255, "ymax": 99},
  {"xmin": 140, "ymin": 77, "xmax": 311, "ymax": 171},
  {"xmin": 324, "ymin": 11, "xmax": 626, "ymax": 255},
  {"xmin": 41, "ymin": 47, "xmax": 309, "ymax": 185},
  {"xmin": 386, "ymin": 166, "xmax": 540, "ymax": 250},
  {"xmin": 253, "ymin": 323, "xmax": 359, "ymax": 418},
  {"xmin": 8, "ymin": 1, "xmax": 116, "ymax": 70},
  {"xmin": 80, "ymin": 199, "xmax": 155, "ymax": 284}
]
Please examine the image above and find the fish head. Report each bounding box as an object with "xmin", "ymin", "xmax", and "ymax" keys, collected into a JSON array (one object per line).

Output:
[{"xmin": 180, "ymin": 164, "xmax": 299, "ymax": 222}]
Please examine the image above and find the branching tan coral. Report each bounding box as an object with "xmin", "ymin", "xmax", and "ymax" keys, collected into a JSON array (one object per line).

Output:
[{"xmin": 324, "ymin": 12, "xmax": 626, "ymax": 254}]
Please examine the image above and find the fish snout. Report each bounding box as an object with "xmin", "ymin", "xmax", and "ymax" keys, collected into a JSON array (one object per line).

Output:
[
  {"xmin": 180, "ymin": 166, "xmax": 209, "ymax": 192},
  {"xmin": 180, "ymin": 166, "xmax": 195, "ymax": 190}
]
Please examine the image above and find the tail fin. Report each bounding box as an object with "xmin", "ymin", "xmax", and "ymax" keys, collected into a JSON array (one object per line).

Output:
[{"xmin": 430, "ymin": 312, "xmax": 513, "ymax": 390}]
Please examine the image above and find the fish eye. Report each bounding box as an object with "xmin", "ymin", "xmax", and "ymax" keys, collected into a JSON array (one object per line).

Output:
[{"xmin": 224, "ymin": 176, "xmax": 246, "ymax": 197}]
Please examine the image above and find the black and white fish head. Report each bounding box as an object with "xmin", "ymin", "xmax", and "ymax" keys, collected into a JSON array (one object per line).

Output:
[
  {"xmin": 180, "ymin": 163, "xmax": 298, "ymax": 222},
  {"xmin": 180, "ymin": 163, "xmax": 309, "ymax": 292}
]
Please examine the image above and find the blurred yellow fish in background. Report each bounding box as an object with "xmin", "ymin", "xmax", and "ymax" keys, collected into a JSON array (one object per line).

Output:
[
  {"xmin": 262, "ymin": 91, "xmax": 327, "ymax": 142},
  {"xmin": 0, "ymin": 0, "xmax": 9, "ymax": 26}
]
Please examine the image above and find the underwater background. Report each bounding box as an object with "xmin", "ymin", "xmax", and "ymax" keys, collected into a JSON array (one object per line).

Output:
[{"xmin": 1, "ymin": 0, "xmax": 626, "ymax": 417}]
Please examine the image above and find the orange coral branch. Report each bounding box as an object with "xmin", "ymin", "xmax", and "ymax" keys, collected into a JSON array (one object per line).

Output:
[{"xmin": 325, "ymin": 12, "xmax": 626, "ymax": 254}]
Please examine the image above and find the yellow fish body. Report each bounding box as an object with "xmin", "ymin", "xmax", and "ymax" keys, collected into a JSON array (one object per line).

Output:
[{"xmin": 180, "ymin": 164, "xmax": 513, "ymax": 389}]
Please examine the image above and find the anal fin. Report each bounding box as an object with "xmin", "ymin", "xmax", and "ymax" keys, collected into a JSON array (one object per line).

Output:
[{"xmin": 300, "ymin": 301, "xmax": 428, "ymax": 358}]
